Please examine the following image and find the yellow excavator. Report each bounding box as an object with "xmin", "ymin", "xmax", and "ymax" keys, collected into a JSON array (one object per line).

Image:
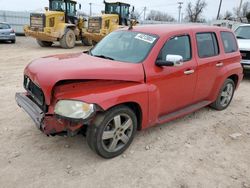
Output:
[
  {"xmin": 24, "ymin": 0, "xmax": 85, "ymax": 48},
  {"xmin": 82, "ymin": 1, "xmax": 137, "ymax": 46}
]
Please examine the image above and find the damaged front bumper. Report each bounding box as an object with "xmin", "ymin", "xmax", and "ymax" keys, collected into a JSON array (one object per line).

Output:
[{"xmin": 15, "ymin": 93, "xmax": 84, "ymax": 136}]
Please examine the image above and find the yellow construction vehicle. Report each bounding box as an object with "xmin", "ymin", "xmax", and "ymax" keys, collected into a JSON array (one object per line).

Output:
[
  {"xmin": 24, "ymin": 0, "xmax": 85, "ymax": 48},
  {"xmin": 82, "ymin": 1, "xmax": 137, "ymax": 45}
]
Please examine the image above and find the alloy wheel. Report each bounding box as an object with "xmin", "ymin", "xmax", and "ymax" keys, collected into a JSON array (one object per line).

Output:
[
  {"xmin": 220, "ymin": 82, "xmax": 234, "ymax": 107},
  {"xmin": 101, "ymin": 113, "xmax": 133, "ymax": 152}
]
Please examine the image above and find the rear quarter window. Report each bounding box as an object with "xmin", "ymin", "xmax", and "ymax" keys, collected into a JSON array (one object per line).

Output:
[{"xmin": 220, "ymin": 31, "xmax": 238, "ymax": 53}]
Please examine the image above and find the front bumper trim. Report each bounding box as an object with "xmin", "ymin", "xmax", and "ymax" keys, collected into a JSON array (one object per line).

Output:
[{"xmin": 15, "ymin": 93, "xmax": 44, "ymax": 129}]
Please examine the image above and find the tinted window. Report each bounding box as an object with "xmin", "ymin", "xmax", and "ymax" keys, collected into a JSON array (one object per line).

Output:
[
  {"xmin": 157, "ymin": 35, "xmax": 191, "ymax": 62},
  {"xmin": 221, "ymin": 32, "xmax": 238, "ymax": 53},
  {"xmin": 0, "ymin": 23, "xmax": 10, "ymax": 29},
  {"xmin": 196, "ymin": 33, "xmax": 219, "ymax": 58}
]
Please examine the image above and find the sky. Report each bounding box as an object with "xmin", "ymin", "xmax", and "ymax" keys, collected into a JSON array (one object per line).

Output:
[{"xmin": 0, "ymin": 0, "xmax": 244, "ymax": 20}]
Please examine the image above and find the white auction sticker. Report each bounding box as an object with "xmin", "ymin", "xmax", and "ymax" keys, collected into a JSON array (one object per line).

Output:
[{"xmin": 135, "ymin": 33, "xmax": 156, "ymax": 44}]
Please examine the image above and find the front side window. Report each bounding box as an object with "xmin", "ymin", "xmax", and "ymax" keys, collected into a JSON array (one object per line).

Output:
[
  {"xmin": 66, "ymin": 2, "xmax": 76, "ymax": 16},
  {"xmin": 221, "ymin": 31, "xmax": 238, "ymax": 53},
  {"xmin": 157, "ymin": 35, "xmax": 192, "ymax": 62},
  {"xmin": 121, "ymin": 5, "xmax": 129, "ymax": 17},
  {"xmin": 235, "ymin": 26, "xmax": 250, "ymax": 39},
  {"xmin": 90, "ymin": 31, "xmax": 158, "ymax": 63},
  {"xmin": 196, "ymin": 32, "xmax": 219, "ymax": 58}
]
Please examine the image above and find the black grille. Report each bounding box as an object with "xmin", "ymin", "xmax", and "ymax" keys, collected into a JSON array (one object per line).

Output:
[
  {"xmin": 88, "ymin": 17, "xmax": 102, "ymax": 33},
  {"xmin": 30, "ymin": 13, "xmax": 45, "ymax": 32},
  {"xmin": 240, "ymin": 50, "xmax": 250, "ymax": 60},
  {"xmin": 24, "ymin": 76, "xmax": 45, "ymax": 110}
]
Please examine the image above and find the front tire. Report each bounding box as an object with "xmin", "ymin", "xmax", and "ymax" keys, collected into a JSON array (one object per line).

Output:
[
  {"xmin": 210, "ymin": 79, "xmax": 235, "ymax": 111},
  {"xmin": 36, "ymin": 40, "xmax": 53, "ymax": 47},
  {"xmin": 60, "ymin": 29, "xmax": 76, "ymax": 49},
  {"xmin": 87, "ymin": 106, "xmax": 137, "ymax": 158}
]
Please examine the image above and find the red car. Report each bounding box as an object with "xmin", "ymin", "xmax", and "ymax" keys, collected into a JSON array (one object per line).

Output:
[{"xmin": 16, "ymin": 25, "xmax": 243, "ymax": 158}]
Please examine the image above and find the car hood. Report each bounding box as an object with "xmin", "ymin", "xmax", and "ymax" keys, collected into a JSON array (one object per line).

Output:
[
  {"xmin": 24, "ymin": 52, "xmax": 145, "ymax": 104},
  {"xmin": 237, "ymin": 39, "xmax": 250, "ymax": 51}
]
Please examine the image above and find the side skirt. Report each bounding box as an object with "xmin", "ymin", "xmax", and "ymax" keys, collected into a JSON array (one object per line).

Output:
[{"xmin": 158, "ymin": 100, "xmax": 211, "ymax": 125}]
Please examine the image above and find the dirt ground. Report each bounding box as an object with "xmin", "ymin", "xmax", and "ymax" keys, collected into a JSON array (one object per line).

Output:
[{"xmin": 0, "ymin": 37, "xmax": 250, "ymax": 188}]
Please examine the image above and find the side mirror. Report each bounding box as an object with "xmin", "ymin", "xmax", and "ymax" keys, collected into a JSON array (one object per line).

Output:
[
  {"xmin": 79, "ymin": 4, "xmax": 82, "ymax": 10},
  {"xmin": 156, "ymin": 55, "xmax": 184, "ymax": 67}
]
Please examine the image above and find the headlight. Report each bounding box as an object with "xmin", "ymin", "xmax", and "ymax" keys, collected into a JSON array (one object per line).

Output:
[{"xmin": 54, "ymin": 100, "xmax": 95, "ymax": 119}]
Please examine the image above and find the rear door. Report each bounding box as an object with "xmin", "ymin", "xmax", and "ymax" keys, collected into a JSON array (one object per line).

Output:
[{"xmin": 193, "ymin": 31, "xmax": 222, "ymax": 102}]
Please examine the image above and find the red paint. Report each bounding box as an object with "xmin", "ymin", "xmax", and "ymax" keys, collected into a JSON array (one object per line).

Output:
[{"xmin": 22, "ymin": 25, "xmax": 243, "ymax": 135}]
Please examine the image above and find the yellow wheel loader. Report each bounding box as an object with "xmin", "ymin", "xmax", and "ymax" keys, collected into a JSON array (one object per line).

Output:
[
  {"xmin": 24, "ymin": 0, "xmax": 85, "ymax": 49},
  {"xmin": 82, "ymin": 1, "xmax": 137, "ymax": 46}
]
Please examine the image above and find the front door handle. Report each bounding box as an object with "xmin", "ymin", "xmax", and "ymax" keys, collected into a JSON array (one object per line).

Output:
[
  {"xmin": 184, "ymin": 69, "xmax": 195, "ymax": 75},
  {"xmin": 216, "ymin": 62, "xmax": 224, "ymax": 67}
]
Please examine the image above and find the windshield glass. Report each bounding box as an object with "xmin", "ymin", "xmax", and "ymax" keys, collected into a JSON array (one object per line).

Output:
[
  {"xmin": 235, "ymin": 26, "xmax": 250, "ymax": 39},
  {"xmin": 90, "ymin": 31, "xmax": 158, "ymax": 63},
  {"xmin": 0, "ymin": 23, "xmax": 10, "ymax": 29},
  {"xmin": 51, "ymin": 0, "xmax": 66, "ymax": 11}
]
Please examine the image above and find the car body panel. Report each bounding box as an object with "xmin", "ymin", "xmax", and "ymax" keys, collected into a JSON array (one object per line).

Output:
[{"xmin": 24, "ymin": 52, "xmax": 145, "ymax": 105}]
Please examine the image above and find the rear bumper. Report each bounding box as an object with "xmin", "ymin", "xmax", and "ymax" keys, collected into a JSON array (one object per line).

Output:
[
  {"xmin": 0, "ymin": 34, "xmax": 15, "ymax": 41},
  {"xmin": 15, "ymin": 93, "xmax": 84, "ymax": 136},
  {"xmin": 83, "ymin": 31, "xmax": 104, "ymax": 43}
]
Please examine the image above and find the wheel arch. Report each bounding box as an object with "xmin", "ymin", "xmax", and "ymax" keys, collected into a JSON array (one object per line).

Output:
[
  {"xmin": 227, "ymin": 74, "xmax": 239, "ymax": 87},
  {"xmin": 104, "ymin": 102, "xmax": 143, "ymax": 131}
]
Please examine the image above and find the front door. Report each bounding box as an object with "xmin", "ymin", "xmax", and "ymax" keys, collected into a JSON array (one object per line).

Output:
[{"xmin": 151, "ymin": 34, "xmax": 198, "ymax": 118}]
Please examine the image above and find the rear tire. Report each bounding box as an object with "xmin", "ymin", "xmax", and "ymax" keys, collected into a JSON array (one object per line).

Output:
[
  {"xmin": 87, "ymin": 106, "xmax": 137, "ymax": 158},
  {"xmin": 60, "ymin": 29, "xmax": 76, "ymax": 49},
  {"xmin": 36, "ymin": 40, "xmax": 53, "ymax": 47},
  {"xmin": 210, "ymin": 79, "xmax": 235, "ymax": 111},
  {"xmin": 11, "ymin": 39, "xmax": 16, "ymax": 44}
]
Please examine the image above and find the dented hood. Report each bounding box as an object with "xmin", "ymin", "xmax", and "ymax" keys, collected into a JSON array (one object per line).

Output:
[{"xmin": 24, "ymin": 52, "xmax": 145, "ymax": 104}]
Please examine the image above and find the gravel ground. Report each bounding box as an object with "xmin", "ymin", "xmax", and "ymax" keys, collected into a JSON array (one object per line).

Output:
[{"xmin": 0, "ymin": 37, "xmax": 250, "ymax": 188}]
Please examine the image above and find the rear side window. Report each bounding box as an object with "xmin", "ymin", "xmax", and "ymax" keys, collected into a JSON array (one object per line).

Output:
[
  {"xmin": 157, "ymin": 35, "xmax": 192, "ymax": 62},
  {"xmin": 196, "ymin": 32, "xmax": 219, "ymax": 58},
  {"xmin": 221, "ymin": 31, "xmax": 238, "ymax": 53}
]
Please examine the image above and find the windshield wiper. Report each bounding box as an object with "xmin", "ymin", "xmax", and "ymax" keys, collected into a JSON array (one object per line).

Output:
[
  {"xmin": 236, "ymin": 36, "xmax": 246, "ymax": 39},
  {"xmin": 93, "ymin": 54, "xmax": 114, "ymax": 60}
]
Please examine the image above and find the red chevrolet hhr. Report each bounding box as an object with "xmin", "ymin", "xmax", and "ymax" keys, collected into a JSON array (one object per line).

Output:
[{"xmin": 16, "ymin": 25, "xmax": 243, "ymax": 158}]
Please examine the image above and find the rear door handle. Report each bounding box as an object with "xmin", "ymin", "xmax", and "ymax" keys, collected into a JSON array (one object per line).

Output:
[
  {"xmin": 216, "ymin": 62, "xmax": 224, "ymax": 67},
  {"xmin": 184, "ymin": 69, "xmax": 195, "ymax": 75}
]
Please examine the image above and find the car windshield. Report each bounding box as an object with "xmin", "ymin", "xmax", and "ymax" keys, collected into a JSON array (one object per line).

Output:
[
  {"xmin": 235, "ymin": 26, "xmax": 250, "ymax": 39},
  {"xmin": 0, "ymin": 23, "xmax": 10, "ymax": 29},
  {"xmin": 90, "ymin": 31, "xmax": 158, "ymax": 63}
]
